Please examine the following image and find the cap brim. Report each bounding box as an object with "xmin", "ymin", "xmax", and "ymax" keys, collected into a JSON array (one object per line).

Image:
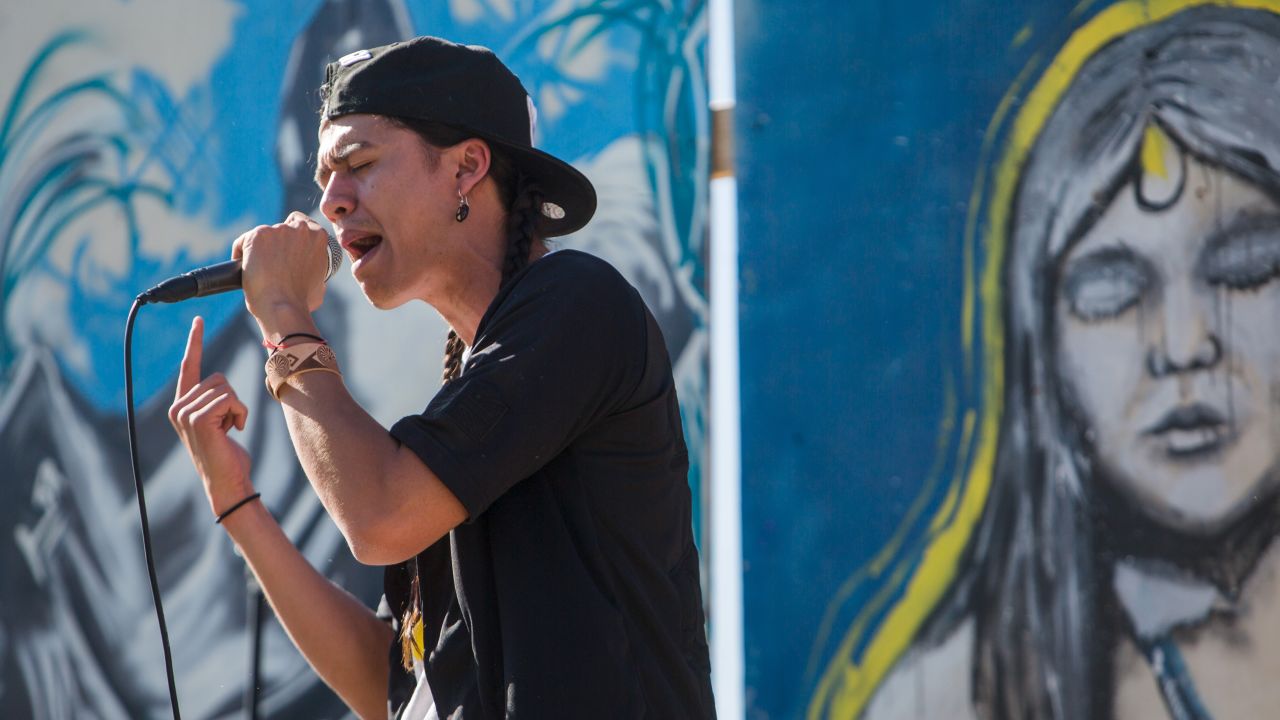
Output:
[{"xmin": 482, "ymin": 137, "xmax": 597, "ymax": 238}]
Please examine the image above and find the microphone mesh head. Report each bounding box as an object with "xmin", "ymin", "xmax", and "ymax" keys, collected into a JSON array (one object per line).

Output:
[{"xmin": 325, "ymin": 235, "xmax": 344, "ymax": 280}]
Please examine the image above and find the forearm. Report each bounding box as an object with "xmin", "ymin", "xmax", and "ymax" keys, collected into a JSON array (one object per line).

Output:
[
  {"xmin": 222, "ymin": 500, "xmax": 392, "ymax": 720},
  {"xmin": 255, "ymin": 306, "xmax": 466, "ymax": 563},
  {"xmin": 276, "ymin": 368, "xmax": 403, "ymax": 544},
  {"xmin": 256, "ymin": 308, "xmax": 411, "ymax": 543}
]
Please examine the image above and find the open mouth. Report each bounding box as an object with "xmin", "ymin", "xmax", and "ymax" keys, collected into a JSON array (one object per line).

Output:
[
  {"xmin": 1144, "ymin": 404, "xmax": 1232, "ymax": 457},
  {"xmin": 346, "ymin": 234, "xmax": 383, "ymax": 263}
]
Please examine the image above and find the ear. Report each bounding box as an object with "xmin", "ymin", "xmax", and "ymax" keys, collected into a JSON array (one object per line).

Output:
[{"xmin": 453, "ymin": 138, "xmax": 492, "ymax": 197}]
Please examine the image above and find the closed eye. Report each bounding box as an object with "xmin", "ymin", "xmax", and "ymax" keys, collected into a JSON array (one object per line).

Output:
[
  {"xmin": 1061, "ymin": 246, "xmax": 1153, "ymax": 321},
  {"xmin": 1200, "ymin": 214, "xmax": 1280, "ymax": 291},
  {"xmin": 314, "ymin": 139, "xmax": 374, "ymax": 188}
]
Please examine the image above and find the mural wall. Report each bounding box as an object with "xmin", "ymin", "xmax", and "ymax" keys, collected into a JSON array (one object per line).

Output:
[
  {"xmin": 0, "ymin": 1, "xmax": 708, "ymax": 717},
  {"xmin": 15, "ymin": 0, "xmax": 1280, "ymax": 717},
  {"xmin": 740, "ymin": 0, "xmax": 1280, "ymax": 718}
]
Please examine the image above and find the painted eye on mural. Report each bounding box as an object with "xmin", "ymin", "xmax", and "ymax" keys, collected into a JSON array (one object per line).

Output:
[
  {"xmin": 1200, "ymin": 216, "xmax": 1280, "ymax": 292},
  {"xmin": 1061, "ymin": 246, "xmax": 1152, "ymax": 321}
]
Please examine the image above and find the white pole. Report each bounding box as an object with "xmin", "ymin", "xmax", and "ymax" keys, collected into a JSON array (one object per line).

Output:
[{"xmin": 707, "ymin": 0, "xmax": 743, "ymax": 716}]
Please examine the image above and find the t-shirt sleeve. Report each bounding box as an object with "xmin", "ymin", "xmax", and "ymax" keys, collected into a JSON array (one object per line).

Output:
[{"xmin": 389, "ymin": 254, "xmax": 646, "ymax": 519}]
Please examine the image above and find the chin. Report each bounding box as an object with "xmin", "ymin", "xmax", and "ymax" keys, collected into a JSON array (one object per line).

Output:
[
  {"xmin": 355, "ymin": 279, "xmax": 403, "ymax": 310},
  {"xmin": 363, "ymin": 293, "xmax": 399, "ymax": 310},
  {"xmin": 362, "ymin": 289, "xmax": 413, "ymax": 311},
  {"xmin": 1157, "ymin": 504, "xmax": 1249, "ymax": 535},
  {"xmin": 1145, "ymin": 477, "xmax": 1267, "ymax": 535}
]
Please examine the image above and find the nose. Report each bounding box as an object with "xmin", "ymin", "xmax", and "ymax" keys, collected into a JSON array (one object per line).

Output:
[
  {"xmin": 1146, "ymin": 278, "xmax": 1222, "ymax": 377},
  {"xmin": 319, "ymin": 173, "xmax": 355, "ymax": 222}
]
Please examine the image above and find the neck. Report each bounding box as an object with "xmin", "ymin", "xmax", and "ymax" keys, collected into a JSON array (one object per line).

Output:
[
  {"xmin": 430, "ymin": 212, "xmax": 506, "ymax": 345},
  {"xmin": 428, "ymin": 233, "xmax": 549, "ymax": 347},
  {"xmin": 435, "ymin": 290, "xmax": 493, "ymax": 347}
]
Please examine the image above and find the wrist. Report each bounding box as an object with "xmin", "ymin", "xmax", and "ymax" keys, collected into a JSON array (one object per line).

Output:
[
  {"xmin": 215, "ymin": 492, "xmax": 262, "ymax": 524},
  {"xmin": 218, "ymin": 494, "xmax": 276, "ymax": 542},
  {"xmin": 252, "ymin": 302, "xmax": 319, "ymax": 344}
]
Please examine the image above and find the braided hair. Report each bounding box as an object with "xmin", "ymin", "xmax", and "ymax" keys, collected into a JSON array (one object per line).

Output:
[
  {"xmin": 440, "ymin": 161, "xmax": 543, "ymax": 383},
  {"xmin": 385, "ymin": 117, "xmax": 544, "ymax": 670}
]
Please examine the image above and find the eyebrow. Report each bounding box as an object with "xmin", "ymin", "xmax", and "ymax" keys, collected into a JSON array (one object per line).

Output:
[{"xmin": 314, "ymin": 140, "xmax": 373, "ymax": 188}]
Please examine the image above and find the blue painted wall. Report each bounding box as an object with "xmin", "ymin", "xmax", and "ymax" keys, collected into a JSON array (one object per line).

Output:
[{"xmin": 738, "ymin": 0, "xmax": 1028, "ymax": 711}]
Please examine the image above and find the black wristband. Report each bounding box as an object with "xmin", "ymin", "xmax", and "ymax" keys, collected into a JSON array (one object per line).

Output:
[
  {"xmin": 279, "ymin": 332, "xmax": 326, "ymax": 345},
  {"xmin": 215, "ymin": 492, "xmax": 262, "ymax": 524}
]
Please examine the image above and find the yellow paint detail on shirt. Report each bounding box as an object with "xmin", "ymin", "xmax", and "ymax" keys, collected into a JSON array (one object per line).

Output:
[{"xmin": 413, "ymin": 618, "xmax": 425, "ymax": 662}]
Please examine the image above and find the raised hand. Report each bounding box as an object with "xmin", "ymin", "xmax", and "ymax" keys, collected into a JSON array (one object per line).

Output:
[{"xmin": 167, "ymin": 316, "xmax": 255, "ymax": 518}]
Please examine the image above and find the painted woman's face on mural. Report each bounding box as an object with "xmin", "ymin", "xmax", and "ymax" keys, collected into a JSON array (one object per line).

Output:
[{"xmin": 1055, "ymin": 138, "xmax": 1280, "ymax": 533}]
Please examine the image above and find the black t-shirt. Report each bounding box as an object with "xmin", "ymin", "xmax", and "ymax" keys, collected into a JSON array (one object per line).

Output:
[{"xmin": 385, "ymin": 250, "xmax": 715, "ymax": 719}]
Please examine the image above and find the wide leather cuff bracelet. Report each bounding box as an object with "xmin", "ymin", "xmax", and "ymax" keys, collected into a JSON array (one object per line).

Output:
[{"xmin": 264, "ymin": 342, "xmax": 341, "ymax": 400}]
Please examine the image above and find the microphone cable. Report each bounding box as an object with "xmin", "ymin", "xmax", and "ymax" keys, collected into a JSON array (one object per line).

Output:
[
  {"xmin": 124, "ymin": 295, "xmax": 183, "ymax": 720},
  {"xmin": 124, "ymin": 236, "xmax": 339, "ymax": 719},
  {"xmin": 245, "ymin": 566, "xmax": 265, "ymax": 720}
]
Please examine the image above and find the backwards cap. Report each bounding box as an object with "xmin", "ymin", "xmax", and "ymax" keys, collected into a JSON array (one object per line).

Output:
[{"xmin": 321, "ymin": 36, "xmax": 596, "ymax": 237}]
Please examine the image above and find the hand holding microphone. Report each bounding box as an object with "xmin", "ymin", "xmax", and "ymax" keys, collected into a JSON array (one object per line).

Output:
[{"xmin": 140, "ymin": 212, "xmax": 343, "ymax": 307}]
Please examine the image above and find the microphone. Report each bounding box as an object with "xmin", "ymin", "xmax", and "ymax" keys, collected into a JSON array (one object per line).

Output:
[{"xmin": 139, "ymin": 235, "xmax": 344, "ymax": 304}]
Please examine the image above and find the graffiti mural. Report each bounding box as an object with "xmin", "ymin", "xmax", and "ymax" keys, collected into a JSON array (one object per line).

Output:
[
  {"xmin": 804, "ymin": 1, "xmax": 1280, "ymax": 718},
  {"xmin": 0, "ymin": 0, "xmax": 707, "ymax": 717}
]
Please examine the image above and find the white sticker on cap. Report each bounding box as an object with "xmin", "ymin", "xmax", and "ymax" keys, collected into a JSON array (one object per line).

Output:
[
  {"xmin": 338, "ymin": 49, "xmax": 372, "ymax": 66},
  {"xmin": 541, "ymin": 202, "xmax": 565, "ymax": 220},
  {"xmin": 526, "ymin": 95, "xmax": 538, "ymax": 144}
]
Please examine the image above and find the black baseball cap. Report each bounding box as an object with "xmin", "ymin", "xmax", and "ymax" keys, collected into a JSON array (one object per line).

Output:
[{"xmin": 320, "ymin": 36, "xmax": 596, "ymax": 237}]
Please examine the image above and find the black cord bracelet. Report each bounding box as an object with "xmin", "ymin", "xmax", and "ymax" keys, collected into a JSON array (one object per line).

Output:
[
  {"xmin": 215, "ymin": 493, "xmax": 262, "ymax": 524},
  {"xmin": 278, "ymin": 332, "xmax": 326, "ymax": 345}
]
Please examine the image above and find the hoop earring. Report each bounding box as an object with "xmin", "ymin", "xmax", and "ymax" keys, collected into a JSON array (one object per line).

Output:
[{"xmin": 455, "ymin": 190, "xmax": 470, "ymax": 223}]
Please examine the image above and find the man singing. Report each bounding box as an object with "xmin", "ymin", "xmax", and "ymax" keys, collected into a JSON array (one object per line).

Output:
[{"xmin": 168, "ymin": 36, "xmax": 715, "ymax": 719}]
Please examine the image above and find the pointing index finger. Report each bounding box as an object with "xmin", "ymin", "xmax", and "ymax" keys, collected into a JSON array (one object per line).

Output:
[{"xmin": 177, "ymin": 316, "xmax": 204, "ymax": 401}]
